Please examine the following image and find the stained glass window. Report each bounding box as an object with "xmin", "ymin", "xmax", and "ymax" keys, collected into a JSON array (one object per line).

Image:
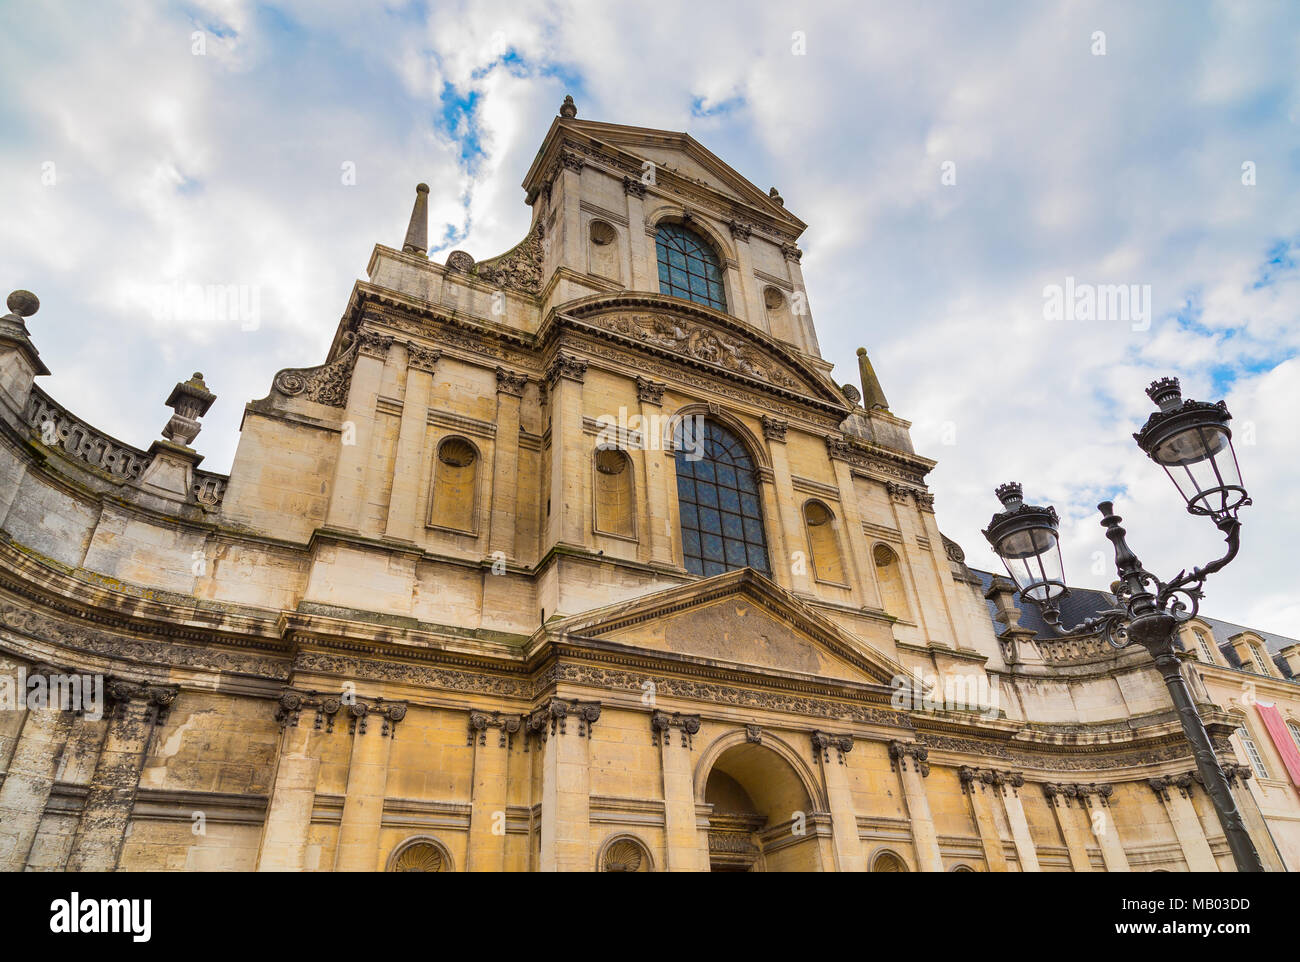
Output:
[
  {"xmin": 656, "ymin": 223, "xmax": 727, "ymax": 312},
  {"xmin": 675, "ymin": 419, "xmax": 769, "ymax": 577}
]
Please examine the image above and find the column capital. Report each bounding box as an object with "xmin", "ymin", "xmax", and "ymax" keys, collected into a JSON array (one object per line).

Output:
[
  {"xmin": 406, "ymin": 342, "xmax": 441, "ymax": 373},
  {"xmin": 274, "ymin": 688, "xmax": 405, "ymax": 737},
  {"xmin": 468, "ymin": 709, "xmax": 524, "ymax": 748},
  {"xmin": 1148, "ymin": 773, "xmax": 1196, "ymax": 801},
  {"xmin": 728, "ymin": 220, "xmax": 753, "ymax": 241},
  {"xmin": 357, "ymin": 330, "xmax": 395, "ymax": 360},
  {"xmin": 544, "ymin": 352, "xmax": 588, "ymax": 389},
  {"xmin": 105, "ymin": 679, "xmax": 178, "ymax": 725},
  {"xmin": 495, "ymin": 367, "xmax": 528, "ymax": 397},
  {"xmin": 622, "ymin": 175, "xmax": 647, "ymax": 198},
  {"xmin": 761, "ymin": 416, "xmax": 788, "ymax": 442},
  {"xmin": 636, "ymin": 375, "xmax": 666, "ymax": 406},
  {"xmin": 525, "ymin": 697, "xmax": 600, "ymax": 745},
  {"xmin": 651, "ymin": 710, "xmax": 700, "ymax": 748},
  {"xmin": 811, "ymin": 730, "xmax": 853, "ymax": 764},
  {"xmin": 781, "ymin": 242, "xmax": 803, "ymax": 262},
  {"xmin": 888, "ymin": 740, "xmax": 930, "ymax": 776},
  {"xmin": 825, "ymin": 434, "xmax": 852, "ymax": 461},
  {"xmin": 1045, "ymin": 780, "xmax": 1114, "ymax": 807}
]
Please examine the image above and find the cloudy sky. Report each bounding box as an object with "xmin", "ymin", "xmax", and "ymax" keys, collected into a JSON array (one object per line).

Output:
[{"xmin": 1, "ymin": 0, "xmax": 1297, "ymax": 636}]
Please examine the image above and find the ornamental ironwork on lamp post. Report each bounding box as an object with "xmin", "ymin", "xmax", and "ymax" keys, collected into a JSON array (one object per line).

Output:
[{"xmin": 982, "ymin": 377, "xmax": 1263, "ymax": 872}]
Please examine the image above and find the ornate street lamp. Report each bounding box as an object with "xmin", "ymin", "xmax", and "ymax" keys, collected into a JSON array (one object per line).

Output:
[{"xmin": 983, "ymin": 377, "xmax": 1263, "ymax": 872}]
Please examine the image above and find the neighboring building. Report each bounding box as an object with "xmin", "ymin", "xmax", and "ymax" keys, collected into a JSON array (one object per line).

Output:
[{"xmin": 0, "ymin": 98, "xmax": 1296, "ymax": 872}]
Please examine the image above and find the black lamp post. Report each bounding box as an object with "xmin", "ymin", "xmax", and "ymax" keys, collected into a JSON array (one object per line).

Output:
[{"xmin": 983, "ymin": 377, "xmax": 1263, "ymax": 873}]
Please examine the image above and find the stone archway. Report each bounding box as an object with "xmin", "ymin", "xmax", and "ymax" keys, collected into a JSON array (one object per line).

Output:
[{"xmin": 701, "ymin": 740, "xmax": 821, "ymax": 872}]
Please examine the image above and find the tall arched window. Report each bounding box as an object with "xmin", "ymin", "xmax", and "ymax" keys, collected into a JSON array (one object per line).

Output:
[
  {"xmin": 656, "ymin": 222, "xmax": 727, "ymax": 312},
  {"xmin": 675, "ymin": 419, "xmax": 769, "ymax": 577}
]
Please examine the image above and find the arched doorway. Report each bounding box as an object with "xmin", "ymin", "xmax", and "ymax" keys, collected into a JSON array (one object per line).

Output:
[{"xmin": 702, "ymin": 740, "xmax": 820, "ymax": 872}]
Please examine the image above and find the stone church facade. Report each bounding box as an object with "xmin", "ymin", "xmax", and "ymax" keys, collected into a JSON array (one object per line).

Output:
[{"xmin": 0, "ymin": 99, "xmax": 1298, "ymax": 872}]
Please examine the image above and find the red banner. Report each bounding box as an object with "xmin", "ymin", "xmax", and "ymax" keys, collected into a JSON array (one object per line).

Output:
[{"xmin": 1256, "ymin": 703, "xmax": 1300, "ymax": 787}]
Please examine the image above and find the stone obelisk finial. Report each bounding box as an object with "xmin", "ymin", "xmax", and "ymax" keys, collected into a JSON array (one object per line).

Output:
[
  {"xmin": 403, "ymin": 183, "xmax": 430, "ymax": 256},
  {"xmin": 856, "ymin": 347, "xmax": 890, "ymax": 411}
]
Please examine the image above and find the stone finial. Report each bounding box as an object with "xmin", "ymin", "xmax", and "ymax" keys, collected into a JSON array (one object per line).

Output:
[
  {"xmin": 559, "ymin": 94, "xmax": 577, "ymax": 119},
  {"xmin": 768, "ymin": 187, "xmax": 784, "ymax": 207},
  {"xmin": 403, "ymin": 183, "xmax": 430, "ymax": 256},
  {"xmin": 161, "ymin": 372, "xmax": 215, "ymax": 447},
  {"xmin": 855, "ymin": 347, "xmax": 890, "ymax": 411},
  {"xmin": 5, "ymin": 290, "xmax": 39, "ymax": 320}
]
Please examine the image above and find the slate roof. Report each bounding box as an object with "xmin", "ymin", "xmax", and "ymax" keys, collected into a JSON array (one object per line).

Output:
[{"xmin": 970, "ymin": 567, "xmax": 1298, "ymax": 681}]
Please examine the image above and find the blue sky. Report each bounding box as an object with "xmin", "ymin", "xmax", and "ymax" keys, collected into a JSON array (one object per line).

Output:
[{"xmin": 1, "ymin": 0, "xmax": 1297, "ymax": 635}]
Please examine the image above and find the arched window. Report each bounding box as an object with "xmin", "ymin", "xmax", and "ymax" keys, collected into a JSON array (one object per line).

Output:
[
  {"xmin": 594, "ymin": 447, "xmax": 635, "ymax": 538},
  {"xmin": 429, "ymin": 436, "xmax": 478, "ymax": 533},
  {"xmin": 873, "ymin": 544, "xmax": 909, "ymax": 619},
  {"xmin": 656, "ymin": 222, "xmax": 727, "ymax": 312},
  {"xmin": 803, "ymin": 500, "xmax": 846, "ymax": 585},
  {"xmin": 675, "ymin": 419, "xmax": 769, "ymax": 577}
]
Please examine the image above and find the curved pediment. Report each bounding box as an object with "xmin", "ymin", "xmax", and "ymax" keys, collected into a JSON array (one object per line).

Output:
[{"xmin": 554, "ymin": 293, "xmax": 849, "ymax": 410}]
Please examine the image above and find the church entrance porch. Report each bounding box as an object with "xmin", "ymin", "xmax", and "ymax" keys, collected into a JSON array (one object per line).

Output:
[{"xmin": 702, "ymin": 740, "xmax": 823, "ymax": 871}]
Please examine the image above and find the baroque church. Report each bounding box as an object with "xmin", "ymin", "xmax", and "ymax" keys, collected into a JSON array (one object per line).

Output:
[{"xmin": 0, "ymin": 97, "xmax": 1298, "ymax": 872}]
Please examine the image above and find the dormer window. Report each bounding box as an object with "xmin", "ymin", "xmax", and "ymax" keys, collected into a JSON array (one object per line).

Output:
[
  {"xmin": 655, "ymin": 222, "xmax": 727, "ymax": 312},
  {"xmin": 1193, "ymin": 629, "xmax": 1216, "ymax": 664},
  {"xmin": 1250, "ymin": 643, "xmax": 1273, "ymax": 676}
]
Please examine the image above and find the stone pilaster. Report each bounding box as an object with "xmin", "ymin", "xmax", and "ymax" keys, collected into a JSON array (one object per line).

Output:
[
  {"xmin": 0, "ymin": 665, "xmax": 76, "ymax": 872},
  {"xmin": 326, "ymin": 330, "xmax": 392, "ymax": 532},
  {"xmin": 999, "ymin": 774, "xmax": 1041, "ymax": 872},
  {"xmin": 827, "ymin": 453, "xmax": 882, "ymax": 610},
  {"xmin": 652, "ymin": 711, "xmax": 708, "ymax": 870},
  {"xmin": 889, "ymin": 741, "xmax": 942, "ymax": 871},
  {"xmin": 765, "ymin": 425, "xmax": 810, "ymax": 594},
  {"xmin": 623, "ymin": 177, "xmax": 653, "ymax": 290},
  {"xmin": 727, "ymin": 221, "xmax": 767, "ymax": 332},
  {"xmin": 487, "ymin": 368, "xmax": 527, "ymax": 559},
  {"xmin": 811, "ymin": 731, "xmax": 864, "ymax": 871},
  {"xmin": 531, "ymin": 698, "xmax": 599, "ymax": 872},
  {"xmin": 959, "ymin": 767, "xmax": 1009, "ymax": 871},
  {"xmin": 1042, "ymin": 782, "xmax": 1097, "ymax": 872},
  {"xmin": 636, "ymin": 377, "xmax": 675, "ymax": 567},
  {"xmin": 544, "ymin": 354, "xmax": 588, "ymax": 552},
  {"xmin": 333, "ymin": 698, "xmax": 406, "ymax": 871},
  {"xmin": 466, "ymin": 710, "xmax": 521, "ymax": 872},
  {"xmin": 255, "ymin": 691, "xmax": 337, "ymax": 872},
  {"xmin": 66, "ymin": 680, "xmax": 177, "ymax": 872},
  {"xmin": 384, "ymin": 343, "xmax": 438, "ymax": 542},
  {"xmin": 1149, "ymin": 774, "xmax": 1217, "ymax": 871}
]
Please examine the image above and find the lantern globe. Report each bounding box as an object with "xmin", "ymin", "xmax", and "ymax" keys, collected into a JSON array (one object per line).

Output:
[
  {"xmin": 1133, "ymin": 378, "xmax": 1246, "ymax": 521},
  {"xmin": 982, "ymin": 482, "xmax": 1068, "ymax": 603}
]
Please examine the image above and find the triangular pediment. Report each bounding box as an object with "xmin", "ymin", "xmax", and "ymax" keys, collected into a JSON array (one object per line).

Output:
[
  {"xmin": 539, "ymin": 568, "xmax": 912, "ymax": 688},
  {"xmin": 525, "ymin": 118, "xmax": 805, "ymax": 232}
]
